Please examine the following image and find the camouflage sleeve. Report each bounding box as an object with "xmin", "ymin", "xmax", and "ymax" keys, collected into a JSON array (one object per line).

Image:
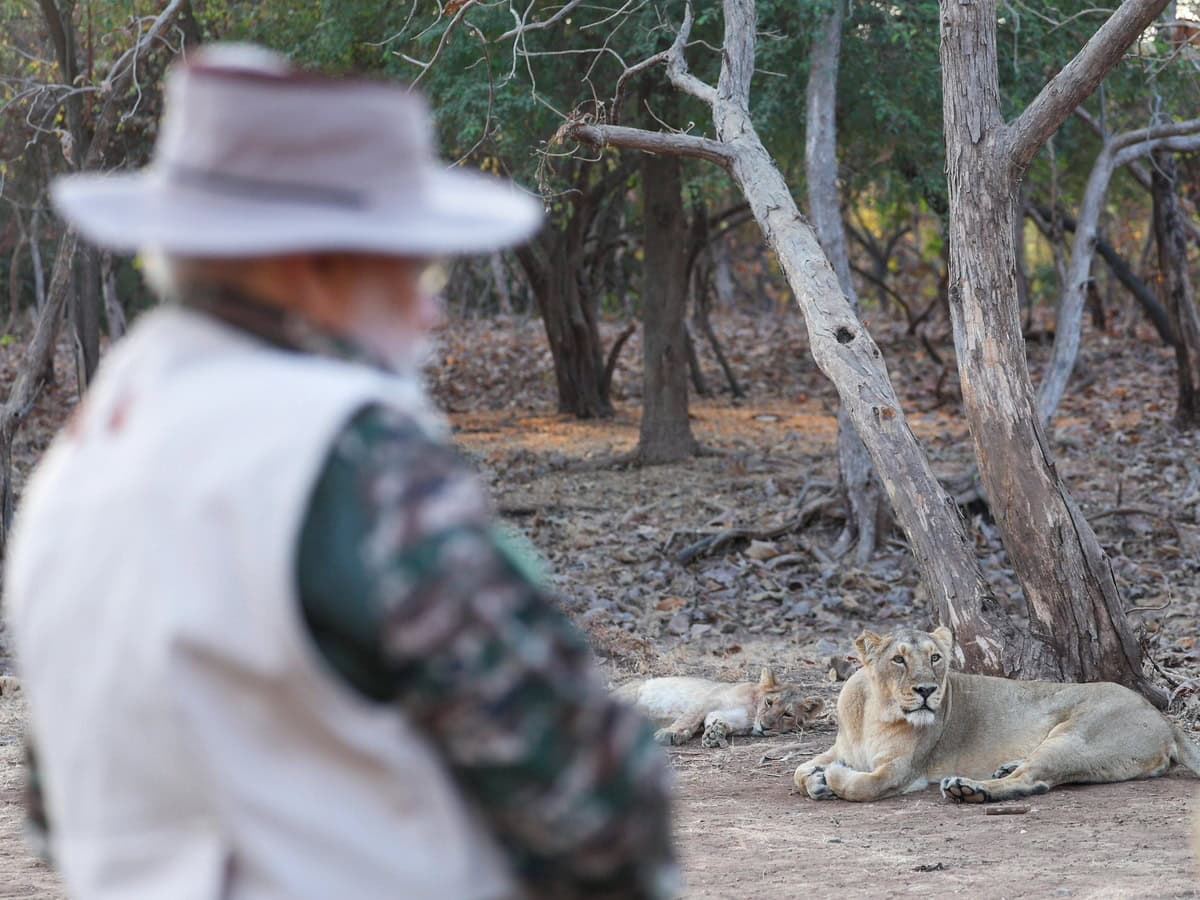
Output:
[
  {"xmin": 22, "ymin": 738, "xmax": 52, "ymax": 864},
  {"xmin": 297, "ymin": 404, "xmax": 679, "ymax": 899}
]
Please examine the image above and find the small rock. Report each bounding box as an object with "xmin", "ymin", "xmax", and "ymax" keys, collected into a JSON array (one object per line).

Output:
[
  {"xmin": 690, "ymin": 623, "xmax": 713, "ymax": 639},
  {"xmin": 783, "ymin": 600, "xmax": 812, "ymax": 620},
  {"xmin": 666, "ymin": 610, "xmax": 692, "ymax": 636}
]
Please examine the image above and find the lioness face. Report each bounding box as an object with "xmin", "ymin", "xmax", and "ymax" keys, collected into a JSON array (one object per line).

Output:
[
  {"xmin": 856, "ymin": 627, "xmax": 953, "ymax": 728},
  {"xmin": 753, "ymin": 689, "xmax": 824, "ymax": 736}
]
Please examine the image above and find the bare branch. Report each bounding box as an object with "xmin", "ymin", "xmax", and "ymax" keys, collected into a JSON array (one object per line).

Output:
[
  {"xmin": 1008, "ymin": 0, "xmax": 1170, "ymax": 172},
  {"xmin": 1111, "ymin": 116, "xmax": 1200, "ymax": 151},
  {"xmin": 497, "ymin": 0, "xmax": 587, "ymax": 41},
  {"xmin": 1113, "ymin": 132, "xmax": 1200, "ymax": 165},
  {"xmin": 569, "ymin": 123, "xmax": 733, "ymax": 168},
  {"xmin": 664, "ymin": 2, "xmax": 716, "ymax": 104}
]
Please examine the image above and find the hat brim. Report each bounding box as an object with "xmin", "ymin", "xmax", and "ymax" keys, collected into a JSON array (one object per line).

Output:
[{"xmin": 51, "ymin": 167, "xmax": 543, "ymax": 257}]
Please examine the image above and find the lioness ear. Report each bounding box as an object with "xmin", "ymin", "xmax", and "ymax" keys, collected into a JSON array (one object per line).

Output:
[
  {"xmin": 759, "ymin": 667, "xmax": 778, "ymax": 689},
  {"xmin": 854, "ymin": 630, "xmax": 885, "ymax": 663},
  {"xmin": 931, "ymin": 626, "xmax": 955, "ymax": 658}
]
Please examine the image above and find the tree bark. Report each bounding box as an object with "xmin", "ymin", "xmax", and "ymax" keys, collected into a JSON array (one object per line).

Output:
[
  {"xmin": 1151, "ymin": 149, "xmax": 1200, "ymax": 428},
  {"xmin": 73, "ymin": 244, "xmax": 102, "ymax": 393},
  {"xmin": 805, "ymin": 0, "xmax": 888, "ymax": 565},
  {"xmin": 100, "ymin": 252, "xmax": 127, "ymax": 340},
  {"xmin": 517, "ymin": 238, "xmax": 612, "ymax": 418},
  {"xmin": 636, "ymin": 152, "xmax": 698, "ymax": 463},
  {"xmin": 513, "ymin": 161, "xmax": 628, "ymax": 419},
  {"xmin": 940, "ymin": 0, "xmax": 1166, "ymax": 705}
]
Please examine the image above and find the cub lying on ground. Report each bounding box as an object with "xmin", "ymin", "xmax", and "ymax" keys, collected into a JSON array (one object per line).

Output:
[
  {"xmin": 795, "ymin": 626, "xmax": 1200, "ymax": 803},
  {"xmin": 615, "ymin": 668, "xmax": 824, "ymax": 748}
]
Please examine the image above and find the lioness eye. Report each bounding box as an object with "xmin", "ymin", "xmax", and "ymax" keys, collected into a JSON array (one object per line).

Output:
[
  {"xmin": 931, "ymin": 653, "xmax": 942, "ymax": 663},
  {"xmin": 892, "ymin": 654, "xmax": 905, "ymax": 665},
  {"xmin": 764, "ymin": 697, "xmax": 774, "ymax": 706}
]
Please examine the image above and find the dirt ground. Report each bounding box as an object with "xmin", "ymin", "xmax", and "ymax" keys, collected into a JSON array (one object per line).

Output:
[{"xmin": 1, "ymin": 309, "xmax": 1199, "ymax": 897}]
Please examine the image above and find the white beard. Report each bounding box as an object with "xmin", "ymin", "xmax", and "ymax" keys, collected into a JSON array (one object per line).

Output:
[{"xmin": 346, "ymin": 304, "xmax": 435, "ymax": 376}]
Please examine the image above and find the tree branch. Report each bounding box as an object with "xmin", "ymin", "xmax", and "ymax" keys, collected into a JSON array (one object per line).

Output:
[
  {"xmin": 569, "ymin": 123, "xmax": 733, "ymax": 168},
  {"xmin": 1008, "ymin": 0, "xmax": 1170, "ymax": 172},
  {"xmin": 1111, "ymin": 116, "xmax": 1200, "ymax": 151},
  {"xmin": 497, "ymin": 0, "xmax": 587, "ymax": 42},
  {"xmin": 1113, "ymin": 132, "xmax": 1200, "ymax": 166},
  {"xmin": 716, "ymin": 0, "xmax": 755, "ymax": 108},
  {"xmin": 664, "ymin": 2, "xmax": 716, "ymax": 104}
]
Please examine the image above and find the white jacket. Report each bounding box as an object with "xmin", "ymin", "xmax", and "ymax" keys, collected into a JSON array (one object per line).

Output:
[{"xmin": 6, "ymin": 307, "xmax": 515, "ymax": 900}]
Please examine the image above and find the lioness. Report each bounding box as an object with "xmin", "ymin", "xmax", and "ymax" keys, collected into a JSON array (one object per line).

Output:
[
  {"xmin": 615, "ymin": 668, "xmax": 824, "ymax": 748},
  {"xmin": 795, "ymin": 627, "xmax": 1200, "ymax": 803}
]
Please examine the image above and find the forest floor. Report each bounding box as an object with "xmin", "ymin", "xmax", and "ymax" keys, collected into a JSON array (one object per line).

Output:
[{"xmin": 1, "ymin": 303, "xmax": 1199, "ymax": 898}]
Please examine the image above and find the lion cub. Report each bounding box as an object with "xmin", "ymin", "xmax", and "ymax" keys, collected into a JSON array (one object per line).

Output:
[
  {"xmin": 794, "ymin": 627, "xmax": 1200, "ymax": 804},
  {"xmin": 615, "ymin": 668, "xmax": 823, "ymax": 748}
]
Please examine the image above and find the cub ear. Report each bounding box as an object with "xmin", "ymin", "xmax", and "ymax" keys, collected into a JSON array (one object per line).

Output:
[
  {"xmin": 931, "ymin": 626, "xmax": 955, "ymax": 659},
  {"xmin": 854, "ymin": 630, "xmax": 885, "ymax": 664},
  {"xmin": 759, "ymin": 667, "xmax": 778, "ymax": 689},
  {"xmin": 801, "ymin": 696, "xmax": 825, "ymax": 719}
]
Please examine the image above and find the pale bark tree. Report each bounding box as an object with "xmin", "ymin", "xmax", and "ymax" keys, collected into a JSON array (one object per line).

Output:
[
  {"xmin": 571, "ymin": 1, "xmax": 1026, "ymax": 676},
  {"xmin": 1151, "ymin": 148, "xmax": 1200, "ymax": 427},
  {"xmin": 805, "ymin": 0, "xmax": 887, "ymax": 565},
  {"xmin": 1037, "ymin": 115, "xmax": 1200, "ymax": 424},
  {"xmin": 938, "ymin": 0, "xmax": 1170, "ymax": 704}
]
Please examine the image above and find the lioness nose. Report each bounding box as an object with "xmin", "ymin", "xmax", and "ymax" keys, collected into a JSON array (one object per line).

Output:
[{"xmin": 914, "ymin": 684, "xmax": 937, "ymax": 699}]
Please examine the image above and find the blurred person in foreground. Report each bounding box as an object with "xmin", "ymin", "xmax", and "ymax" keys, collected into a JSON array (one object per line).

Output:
[{"xmin": 5, "ymin": 44, "xmax": 677, "ymax": 900}]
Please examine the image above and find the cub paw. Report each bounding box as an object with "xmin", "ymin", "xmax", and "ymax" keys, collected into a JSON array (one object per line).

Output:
[
  {"xmin": 805, "ymin": 766, "xmax": 836, "ymax": 801},
  {"xmin": 653, "ymin": 728, "xmax": 690, "ymax": 747},
  {"xmin": 701, "ymin": 719, "xmax": 732, "ymax": 749},
  {"xmin": 993, "ymin": 759, "xmax": 1023, "ymax": 779},
  {"xmin": 940, "ymin": 776, "xmax": 990, "ymax": 804}
]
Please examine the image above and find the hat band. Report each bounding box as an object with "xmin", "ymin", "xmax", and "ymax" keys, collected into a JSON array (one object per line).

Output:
[{"xmin": 166, "ymin": 164, "xmax": 367, "ymax": 209}]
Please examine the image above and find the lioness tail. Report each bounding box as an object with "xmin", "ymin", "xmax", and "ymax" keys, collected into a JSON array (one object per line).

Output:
[{"xmin": 1172, "ymin": 724, "xmax": 1200, "ymax": 776}]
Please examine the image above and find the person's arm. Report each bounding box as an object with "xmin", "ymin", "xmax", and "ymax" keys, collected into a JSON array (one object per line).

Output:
[
  {"xmin": 22, "ymin": 738, "xmax": 52, "ymax": 864},
  {"xmin": 298, "ymin": 404, "xmax": 678, "ymax": 899}
]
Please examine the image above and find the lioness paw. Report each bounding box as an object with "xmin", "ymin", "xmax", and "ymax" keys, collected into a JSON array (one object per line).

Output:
[
  {"xmin": 805, "ymin": 767, "xmax": 836, "ymax": 801},
  {"xmin": 653, "ymin": 728, "xmax": 690, "ymax": 746},
  {"xmin": 940, "ymin": 776, "xmax": 990, "ymax": 804},
  {"xmin": 701, "ymin": 719, "xmax": 732, "ymax": 749},
  {"xmin": 992, "ymin": 760, "xmax": 1023, "ymax": 779}
]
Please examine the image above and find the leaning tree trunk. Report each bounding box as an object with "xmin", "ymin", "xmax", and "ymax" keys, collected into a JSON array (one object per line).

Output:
[
  {"xmin": 1151, "ymin": 149, "xmax": 1200, "ymax": 428},
  {"xmin": 939, "ymin": 0, "xmax": 1166, "ymax": 705},
  {"xmin": 636, "ymin": 152, "xmax": 698, "ymax": 463},
  {"xmin": 805, "ymin": 0, "xmax": 888, "ymax": 565}
]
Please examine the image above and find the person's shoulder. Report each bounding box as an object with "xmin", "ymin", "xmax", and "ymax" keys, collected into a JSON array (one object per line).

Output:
[{"xmin": 324, "ymin": 402, "xmax": 488, "ymax": 526}]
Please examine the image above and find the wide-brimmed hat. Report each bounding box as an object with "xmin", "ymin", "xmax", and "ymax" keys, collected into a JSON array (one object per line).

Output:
[{"xmin": 52, "ymin": 45, "xmax": 543, "ymax": 257}]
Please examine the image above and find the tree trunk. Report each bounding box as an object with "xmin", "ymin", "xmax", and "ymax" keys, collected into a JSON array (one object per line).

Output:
[
  {"xmin": 100, "ymin": 252, "xmax": 127, "ymax": 340},
  {"xmin": 515, "ymin": 236, "xmax": 612, "ymax": 418},
  {"xmin": 1151, "ymin": 149, "xmax": 1200, "ymax": 428},
  {"xmin": 73, "ymin": 245, "xmax": 102, "ymax": 393},
  {"xmin": 636, "ymin": 153, "xmax": 698, "ymax": 463},
  {"xmin": 805, "ymin": 0, "xmax": 888, "ymax": 565},
  {"xmin": 939, "ymin": 0, "xmax": 1165, "ymax": 705}
]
